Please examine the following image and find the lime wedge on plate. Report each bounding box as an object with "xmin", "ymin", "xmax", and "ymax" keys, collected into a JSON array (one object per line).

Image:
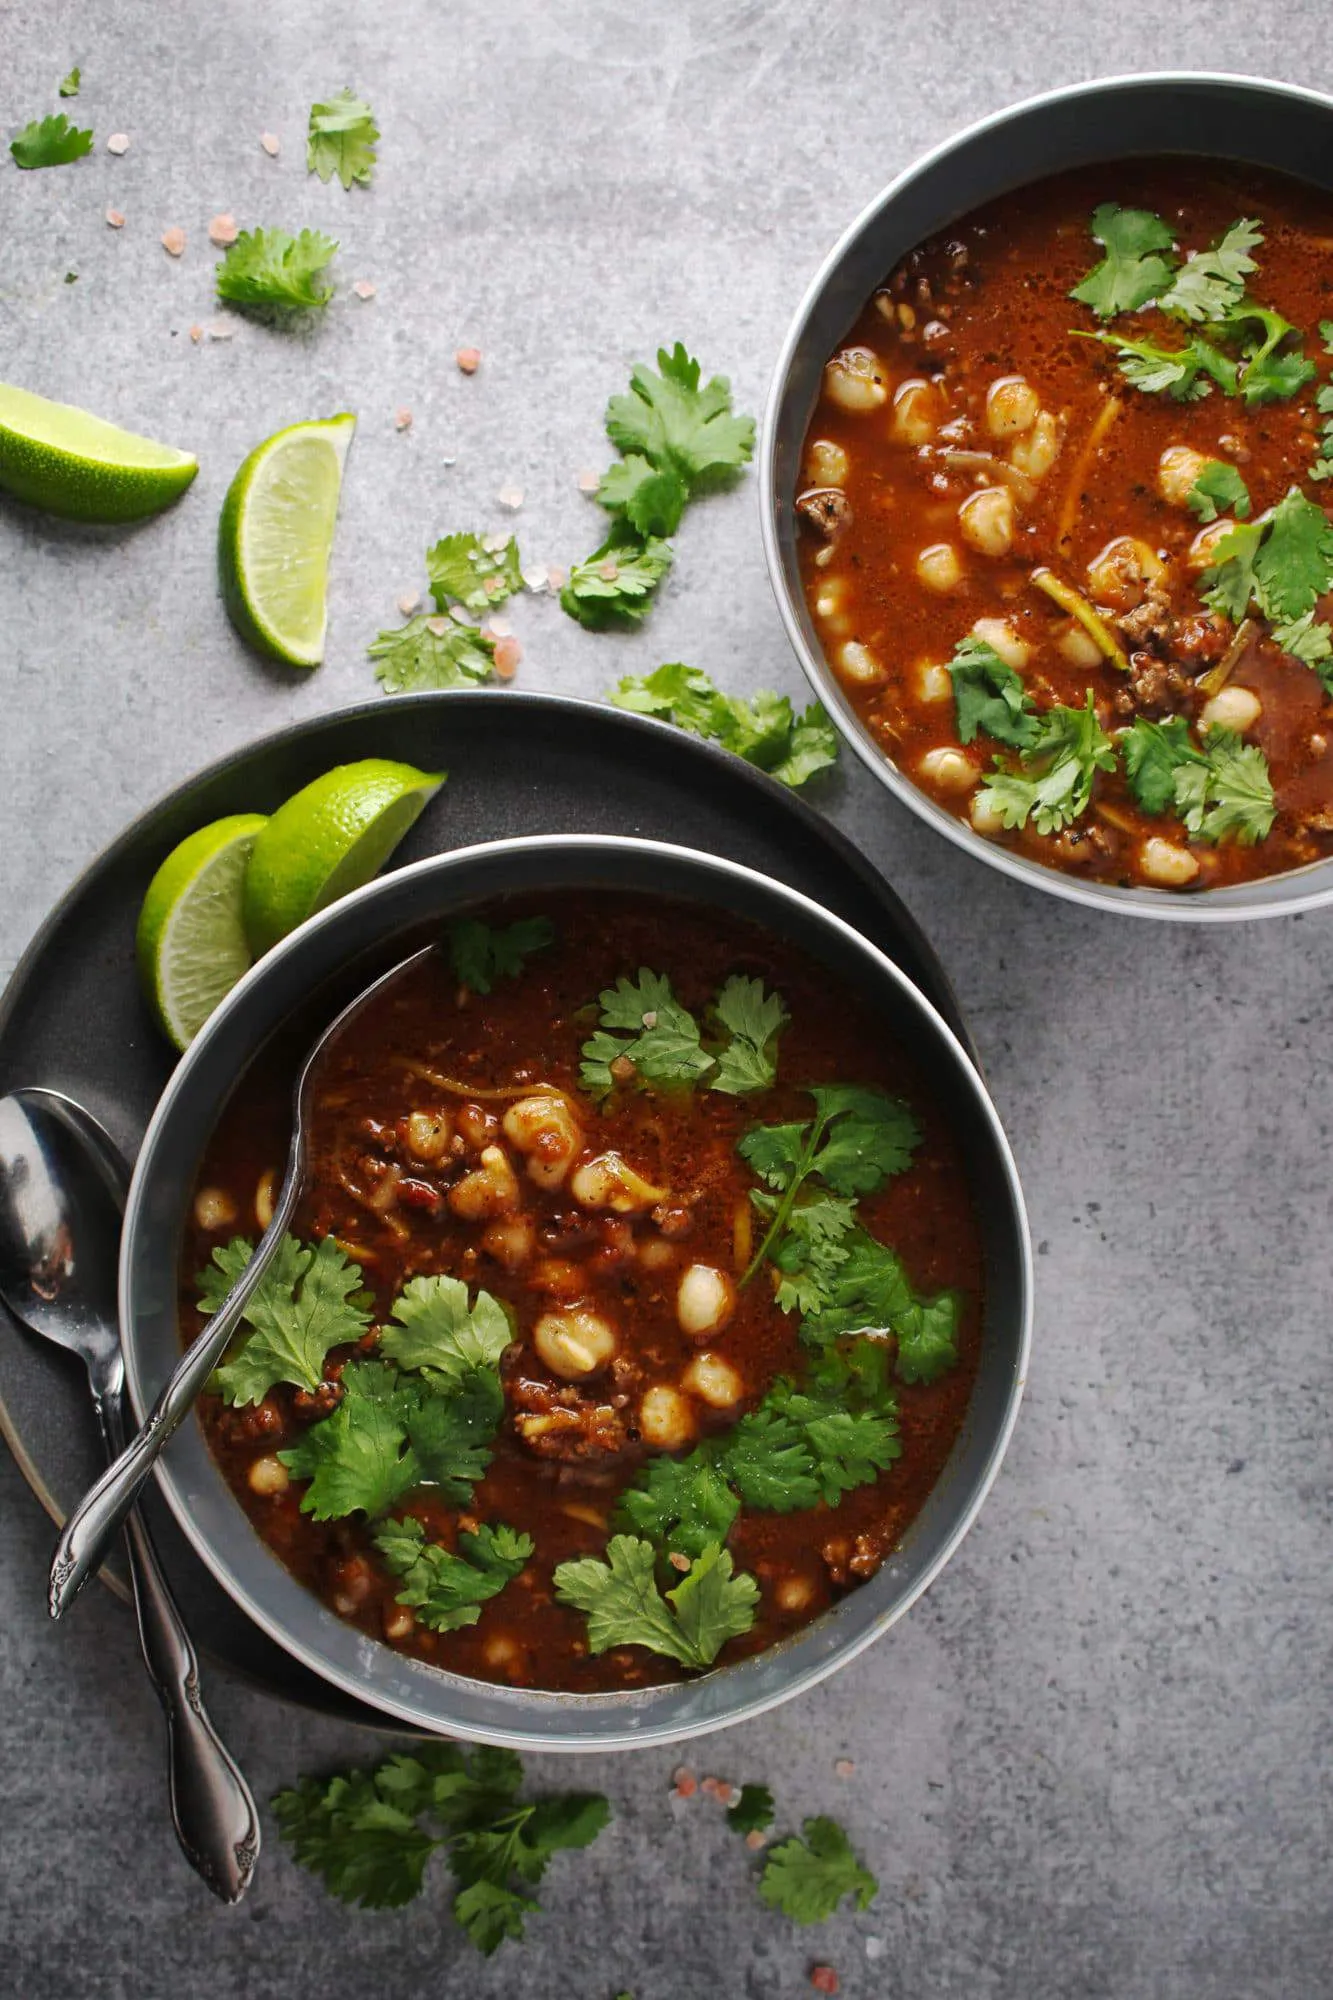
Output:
[
  {"xmin": 136, "ymin": 814, "xmax": 268, "ymax": 1051},
  {"xmin": 219, "ymin": 413, "xmax": 355, "ymax": 666},
  {"xmin": 243, "ymin": 759, "xmax": 445, "ymax": 955},
  {"xmin": 0, "ymin": 380, "xmax": 198, "ymax": 522}
]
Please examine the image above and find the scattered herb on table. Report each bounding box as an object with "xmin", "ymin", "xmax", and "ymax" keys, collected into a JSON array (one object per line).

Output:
[
  {"xmin": 274, "ymin": 1742, "xmax": 610, "ymax": 1950},
  {"xmin": 552, "ymin": 1534, "xmax": 760, "ymax": 1667},
  {"xmin": 758, "ymin": 1816, "xmax": 878, "ymax": 1924},
  {"xmin": 307, "ymin": 88, "xmax": 379, "ymax": 190},
  {"xmin": 369, "ymin": 615, "xmax": 496, "ymax": 692},
  {"xmin": 579, "ymin": 968, "xmax": 787, "ymax": 1099},
  {"xmin": 10, "ymin": 113, "xmax": 93, "ymax": 170},
  {"xmin": 58, "ymin": 68, "xmax": 81, "ymax": 99},
  {"xmin": 610, "ymin": 662, "xmax": 839, "ymax": 788},
  {"xmin": 215, "ymin": 226, "xmax": 339, "ymax": 312},
  {"xmin": 447, "ymin": 915, "xmax": 555, "ymax": 995},
  {"xmin": 564, "ymin": 344, "xmax": 754, "ymax": 629},
  {"xmin": 729, "ymin": 1784, "xmax": 777, "ymax": 1836},
  {"xmin": 427, "ymin": 531, "xmax": 523, "ymax": 614}
]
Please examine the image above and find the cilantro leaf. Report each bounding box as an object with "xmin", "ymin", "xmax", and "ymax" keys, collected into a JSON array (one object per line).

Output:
[
  {"xmin": 759, "ymin": 1817, "xmax": 878, "ymax": 1924},
  {"xmin": 604, "ymin": 343, "xmax": 755, "ymax": 494},
  {"xmin": 1200, "ymin": 516, "xmax": 1264, "ymax": 622},
  {"xmin": 1228, "ymin": 304, "xmax": 1315, "ymax": 406},
  {"xmin": 1188, "ymin": 727, "xmax": 1276, "ymax": 845},
  {"xmin": 274, "ymin": 1770, "xmax": 438, "ymax": 1908},
  {"xmin": 374, "ymin": 1516, "xmax": 533, "ymax": 1631},
  {"xmin": 1272, "ymin": 608, "xmax": 1333, "ymax": 675},
  {"xmin": 596, "ymin": 454, "xmax": 689, "ymax": 537},
  {"xmin": 560, "ymin": 521, "xmax": 673, "ymax": 629},
  {"xmin": 806, "ymin": 1085, "xmax": 921, "ymax": 1194},
  {"xmin": 1121, "ymin": 715, "xmax": 1202, "ymax": 815},
  {"xmin": 795, "ymin": 1232, "xmax": 961, "ymax": 1384},
  {"xmin": 199, "ymin": 1234, "xmax": 370, "ymax": 1405},
  {"xmin": 1187, "ymin": 461, "xmax": 1252, "ymax": 523},
  {"xmin": 711, "ymin": 975, "xmax": 788, "ymax": 1095},
  {"xmin": 379, "ymin": 1273, "xmax": 514, "ymax": 1381},
  {"xmin": 1251, "ymin": 488, "xmax": 1333, "ymax": 622},
  {"xmin": 1069, "ymin": 204, "xmax": 1177, "ymax": 320},
  {"xmin": 10, "ymin": 113, "xmax": 93, "ymax": 169},
  {"xmin": 890, "ymin": 1290, "xmax": 966, "ymax": 1385},
  {"xmin": 720, "ymin": 1405, "xmax": 823, "ymax": 1511},
  {"xmin": 1312, "ymin": 331, "xmax": 1333, "ymax": 482},
  {"xmin": 426, "ymin": 532, "xmax": 523, "ymax": 614},
  {"xmin": 1158, "ymin": 218, "xmax": 1262, "ymax": 322},
  {"xmin": 58, "ymin": 69, "xmax": 81, "ymax": 98},
  {"xmin": 274, "ymin": 1743, "xmax": 610, "ymax": 1942},
  {"xmin": 279, "ymin": 1360, "xmax": 419, "ymax": 1519},
  {"xmin": 215, "ymin": 227, "xmax": 338, "ymax": 311},
  {"xmin": 579, "ymin": 968, "xmax": 712, "ymax": 1097},
  {"xmin": 975, "ymin": 692, "xmax": 1116, "ymax": 835},
  {"xmin": 729, "ymin": 1784, "xmax": 776, "ymax": 1836},
  {"xmin": 369, "ymin": 615, "xmax": 495, "ymax": 693},
  {"xmin": 609, "ymin": 662, "xmax": 838, "ymax": 788},
  {"xmin": 404, "ymin": 1364, "xmax": 505, "ymax": 1501},
  {"xmin": 948, "ymin": 635, "xmax": 1040, "ymax": 749},
  {"xmin": 446, "ymin": 916, "xmax": 554, "ymax": 995},
  {"xmin": 765, "ymin": 1379, "xmax": 900, "ymax": 1503},
  {"xmin": 307, "ymin": 88, "xmax": 379, "ymax": 190},
  {"xmin": 616, "ymin": 1448, "xmax": 741, "ymax": 1559},
  {"xmin": 552, "ymin": 1534, "xmax": 758, "ymax": 1667},
  {"xmin": 1079, "ymin": 327, "xmax": 1237, "ymax": 401}
]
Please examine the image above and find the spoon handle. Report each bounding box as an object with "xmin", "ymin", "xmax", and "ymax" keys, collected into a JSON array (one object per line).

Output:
[
  {"xmin": 48, "ymin": 1198, "xmax": 295, "ymax": 1618},
  {"xmin": 99, "ymin": 1387, "xmax": 262, "ymax": 1902}
]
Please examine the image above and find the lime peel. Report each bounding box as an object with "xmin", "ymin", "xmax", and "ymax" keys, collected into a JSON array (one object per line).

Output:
[
  {"xmin": 135, "ymin": 815, "xmax": 268, "ymax": 1051},
  {"xmin": 0, "ymin": 381, "xmax": 198, "ymax": 523},
  {"xmin": 218, "ymin": 413, "xmax": 355, "ymax": 667}
]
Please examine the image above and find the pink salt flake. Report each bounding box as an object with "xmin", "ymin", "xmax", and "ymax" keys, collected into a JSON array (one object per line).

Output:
[
  {"xmin": 161, "ymin": 227, "xmax": 186, "ymax": 258},
  {"xmin": 397, "ymin": 592, "xmax": 421, "ymax": 617},
  {"xmin": 394, "ymin": 407, "xmax": 413, "ymax": 432},
  {"xmin": 545, "ymin": 564, "xmax": 567, "ymax": 590},
  {"xmin": 106, "ymin": 133, "xmax": 130, "ymax": 156},
  {"xmin": 352, "ymin": 279, "xmax": 377, "ymax": 300},
  {"xmin": 834, "ymin": 1759, "xmax": 856, "ymax": 1779},
  {"xmin": 105, "ymin": 208, "xmax": 125, "ymax": 229},
  {"xmin": 260, "ymin": 132, "xmax": 280, "ymax": 157},
  {"xmin": 189, "ymin": 325, "xmax": 204, "ymax": 344},
  {"xmin": 671, "ymin": 1767, "xmax": 697, "ymax": 1799},
  {"xmin": 576, "ymin": 468, "xmax": 600, "ymax": 493},
  {"xmin": 492, "ymin": 636, "xmax": 523, "ymax": 679},
  {"xmin": 208, "ymin": 214, "xmax": 238, "ymax": 248},
  {"xmin": 745, "ymin": 1829, "xmax": 768, "ymax": 1851},
  {"xmin": 810, "ymin": 1969, "xmax": 839, "ymax": 1995},
  {"xmin": 496, "ymin": 484, "xmax": 524, "ymax": 511},
  {"xmin": 455, "ymin": 346, "xmax": 481, "ymax": 374}
]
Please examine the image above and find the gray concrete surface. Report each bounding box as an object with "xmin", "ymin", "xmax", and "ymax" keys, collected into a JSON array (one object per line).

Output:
[{"xmin": 2, "ymin": 5, "xmax": 1330, "ymax": 1996}]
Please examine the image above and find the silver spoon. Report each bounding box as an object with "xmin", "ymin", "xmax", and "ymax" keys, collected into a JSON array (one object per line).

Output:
[
  {"xmin": 49, "ymin": 945, "xmax": 433, "ymax": 1617},
  {"xmin": 0, "ymin": 1088, "xmax": 260, "ymax": 1902}
]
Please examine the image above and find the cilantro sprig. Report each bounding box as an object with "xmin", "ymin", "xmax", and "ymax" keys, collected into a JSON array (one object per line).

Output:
[
  {"xmin": 580, "ymin": 969, "xmax": 787, "ymax": 1100},
  {"xmin": 200, "ymin": 1234, "xmax": 371, "ymax": 1405},
  {"xmin": 446, "ymin": 915, "xmax": 554, "ymax": 995},
  {"xmin": 552, "ymin": 1534, "xmax": 759, "ymax": 1667},
  {"xmin": 1070, "ymin": 210, "xmax": 1314, "ymax": 406},
  {"xmin": 1187, "ymin": 461, "xmax": 1252, "ymax": 523},
  {"xmin": 10, "ymin": 113, "xmax": 93, "ymax": 170},
  {"xmin": 215, "ymin": 227, "xmax": 339, "ymax": 312},
  {"xmin": 947, "ymin": 635, "xmax": 1039, "ymax": 750},
  {"xmin": 307, "ymin": 88, "xmax": 379, "ymax": 190},
  {"xmin": 759, "ymin": 1817, "xmax": 878, "ymax": 1924},
  {"xmin": 1200, "ymin": 487, "xmax": 1333, "ymax": 677},
  {"xmin": 274, "ymin": 1742, "xmax": 610, "ymax": 1950},
  {"xmin": 564, "ymin": 344, "xmax": 754, "ymax": 630},
  {"xmin": 739, "ymin": 1085, "xmax": 920, "ymax": 1282},
  {"xmin": 1122, "ymin": 717, "xmax": 1276, "ymax": 845},
  {"xmin": 369, "ymin": 615, "xmax": 496, "ymax": 692},
  {"xmin": 58, "ymin": 69, "xmax": 81, "ymax": 99},
  {"xmin": 610, "ymin": 661, "xmax": 838, "ymax": 788},
  {"xmin": 1312, "ymin": 322, "xmax": 1333, "ymax": 483},
  {"xmin": 975, "ymin": 692, "xmax": 1116, "ymax": 836},
  {"xmin": 373, "ymin": 1516, "xmax": 533, "ymax": 1631},
  {"xmin": 427, "ymin": 532, "xmax": 523, "ymax": 615}
]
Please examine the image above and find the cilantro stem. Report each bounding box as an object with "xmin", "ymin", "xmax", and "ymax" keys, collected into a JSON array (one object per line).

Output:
[{"xmin": 739, "ymin": 1111, "xmax": 829, "ymax": 1289}]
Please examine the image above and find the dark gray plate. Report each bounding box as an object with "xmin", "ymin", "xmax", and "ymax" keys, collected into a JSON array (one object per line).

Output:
[{"xmin": 0, "ymin": 689, "xmax": 970, "ymax": 1727}]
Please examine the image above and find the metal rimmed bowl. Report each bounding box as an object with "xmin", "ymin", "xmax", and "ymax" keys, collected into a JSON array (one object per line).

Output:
[
  {"xmin": 120, "ymin": 835, "xmax": 1031, "ymax": 1751},
  {"xmin": 761, "ymin": 71, "xmax": 1333, "ymax": 922}
]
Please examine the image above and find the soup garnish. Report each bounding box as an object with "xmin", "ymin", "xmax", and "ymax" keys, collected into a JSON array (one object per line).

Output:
[
  {"xmin": 798, "ymin": 161, "xmax": 1333, "ymax": 890},
  {"xmin": 182, "ymin": 895, "xmax": 981, "ymax": 1692}
]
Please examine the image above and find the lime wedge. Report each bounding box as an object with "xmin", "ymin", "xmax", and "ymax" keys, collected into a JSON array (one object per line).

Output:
[
  {"xmin": 242, "ymin": 759, "xmax": 445, "ymax": 955},
  {"xmin": 0, "ymin": 380, "xmax": 198, "ymax": 522},
  {"xmin": 136, "ymin": 814, "xmax": 269, "ymax": 1051},
  {"xmin": 218, "ymin": 413, "xmax": 355, "ymax": 667}
]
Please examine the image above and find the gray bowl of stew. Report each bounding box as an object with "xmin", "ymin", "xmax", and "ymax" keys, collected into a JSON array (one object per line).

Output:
[
  {"xmin": 762, "ymin": 72, "xmax": 1333, "ymax": 919},
  {"xmin": 119, "ymin": 836, "xmax": 1030, "ymax": 1750}
]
